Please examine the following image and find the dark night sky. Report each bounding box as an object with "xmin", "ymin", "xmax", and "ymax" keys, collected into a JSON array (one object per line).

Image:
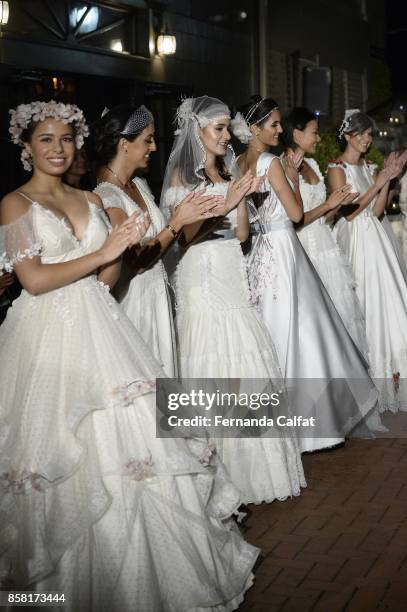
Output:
[{"xmin": 386, "ymin": 0, "xmax": 407, "ymax": 98}]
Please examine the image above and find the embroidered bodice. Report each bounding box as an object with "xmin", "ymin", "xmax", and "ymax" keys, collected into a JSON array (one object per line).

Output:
[
  {"xmin": 1, "ymin": 198, "xmax": 110, "ymax": 271},
  {"xmin": 299, "ymin": 158, "xmax": 326, "ymax": 213}
]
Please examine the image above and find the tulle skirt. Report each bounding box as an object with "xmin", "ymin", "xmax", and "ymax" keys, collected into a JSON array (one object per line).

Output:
[{"xmin": 0, "ymin": 276, "xmax": 259, "ymax": 611}]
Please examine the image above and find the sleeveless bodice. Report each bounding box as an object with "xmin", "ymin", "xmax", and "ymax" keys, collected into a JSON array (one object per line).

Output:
[
  {"xmin": 255, "ymin": 153, "xmax": 292, "ymax": 227},
  {"xmin": 328, "ymin": 161, "xmax": 377, "ymax": 217}
]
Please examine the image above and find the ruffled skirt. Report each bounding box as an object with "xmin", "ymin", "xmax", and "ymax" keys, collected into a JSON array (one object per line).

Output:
[
  {"xmin": 174, "ymin": 240, "xmax": 306, "ymax": 503},
  {"xmin": 0, "ymin": 276, "xmax": 258, "ymax": 611}
]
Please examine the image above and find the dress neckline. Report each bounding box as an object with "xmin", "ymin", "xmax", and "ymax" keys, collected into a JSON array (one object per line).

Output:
[
  {"xmin": 34, "ymin": 200, "xmax": 96, "ymax": 243},
  {"xmin": 97, "ymin": 179, "xmax": 149, "ymax": 215},
  {"xmin": 17, "ymin": 191, "xmax": 95, "ymax": 243}
]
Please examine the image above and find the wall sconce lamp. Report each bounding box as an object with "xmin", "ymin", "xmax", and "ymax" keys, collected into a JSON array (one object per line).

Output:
[
  {"xmin": 156, "ymin": 33, "xmax": 176, "ymax": 56},
  {"xmin": 1, "ymin": 1, "xmax": 9, "ymax": 25},
  {"xmin": 148, "ymin": 5, "xmax": 176, "ymax": 57}
]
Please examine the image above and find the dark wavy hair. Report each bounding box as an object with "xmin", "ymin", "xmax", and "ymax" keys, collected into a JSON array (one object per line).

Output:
[
  {"xmin": 239, "ymin": 95, "xmax": 280, "ymax": 127},
  {"xmin": 337, "ymin": 111, "xmax": 377, "ymax": 151},
  {"xmin": 281, "ymin": 107, "xmax": 317, "ymax": 149},
  {"xmin": 88, "ymin": 103, "xmax": 152, "ymax": 166}
]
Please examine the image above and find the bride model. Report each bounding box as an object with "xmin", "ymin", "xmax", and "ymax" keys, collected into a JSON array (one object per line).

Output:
[
  {"xmin": 328, "ymin": 109, "xmax": 407, "ymax": 410},
  {"xmin": 91, "ymin": 104, "xmax": 221, "ymax": 376},
  {"xmin": 0, "ymin": 100, "xmax": 259, "ymax": 610},
  {"xmin": 232, "ymin": 97, "xmax": 383, "ymax": 452},
  {"xmin": 281, "ymin": 106, "xmax": 368, "ymax": 356},
  {"xmin": 161, "ymin": 95, "xmax": 305, "ymax": 504}
]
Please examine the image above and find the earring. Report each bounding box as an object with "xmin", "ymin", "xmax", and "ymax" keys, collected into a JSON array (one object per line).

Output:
[{"xmin": 21, "ymin": 149, "xmax": 33, "ymax": 172}]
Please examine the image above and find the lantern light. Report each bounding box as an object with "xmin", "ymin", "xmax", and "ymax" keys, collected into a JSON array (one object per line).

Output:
[
  {"xmin": 1, "ymin": 1, "xmax": 9, "ymax": 25},
  {"xmin": 110, "ymin": 39, "xmax": 123, "ymax": 53},
  {"xmin": 156, "ymin": 34, "xmax": 176, "ymax": 56}
]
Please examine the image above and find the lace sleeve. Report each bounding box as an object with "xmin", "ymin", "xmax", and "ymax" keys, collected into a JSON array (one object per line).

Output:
[
  {"xmin": 94, "ymin": 184, "xmax": 143, "ymax": 220},
  {"xmin": 94, "ymin": 184, "xmax": 127, "ymax": 212},
  {"xmin": 0, "ymin": 206, "xmax": 42, "ymax": 274}
]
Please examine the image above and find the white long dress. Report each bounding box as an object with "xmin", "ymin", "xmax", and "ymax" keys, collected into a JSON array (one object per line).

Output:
[
  {"xmin": 329, "ymin": 160, "xmax": 407, "ymax": 410},
  {"xmin": 248, "ymin": 153, "xmax": 381, "ymax": 452},
  {"xmin": 0, "ymin": 195, "xmax": 259, "ymax": 611},
  {"xmin": 95, "ymin": 179, "xmax": 177, "ymax": 376},
  {"xmin": 163, "ymin": 182, "xmax": 306, "ymax": 505},
  {"xmin": 297, "ymin": 157, "xmax": 368, "ymax": 357}
]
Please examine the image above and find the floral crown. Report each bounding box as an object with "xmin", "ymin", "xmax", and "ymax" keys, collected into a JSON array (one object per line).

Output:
[
  {"xmin": 9, "ymin": 100, "xmax": 89, "ymax": 171},
  {"xmin": 338, "ymin": 108, "xmax": 361, "ymax": 139}
]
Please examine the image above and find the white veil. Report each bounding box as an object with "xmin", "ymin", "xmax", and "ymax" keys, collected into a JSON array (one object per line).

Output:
[{"xmin": 160, "ymin": 96, "xmax": 236, "ymax": 220}]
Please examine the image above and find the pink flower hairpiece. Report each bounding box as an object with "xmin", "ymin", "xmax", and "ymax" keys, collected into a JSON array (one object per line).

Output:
[{"xmin": 9, "ymin": 100, "xmax": 89, "ymax": 171}]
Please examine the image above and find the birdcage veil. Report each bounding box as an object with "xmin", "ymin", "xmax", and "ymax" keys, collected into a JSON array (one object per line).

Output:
[{"xmin": 160, "ymin": 96, "xmax": 236, "ymax": 219}]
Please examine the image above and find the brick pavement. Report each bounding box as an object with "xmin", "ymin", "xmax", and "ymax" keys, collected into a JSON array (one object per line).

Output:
[{"xmin": 239, "ymin": 412, "xmax": 407, "ymax": 612}]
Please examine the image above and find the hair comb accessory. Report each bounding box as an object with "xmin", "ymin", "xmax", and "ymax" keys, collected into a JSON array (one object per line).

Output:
[
  {"xmin": 338, "ymin": 108, "xmax": 361, "ymax": 138},
  {"xmin": 120, "ymin": 105, "xmax": 154, "ymax": 136}
]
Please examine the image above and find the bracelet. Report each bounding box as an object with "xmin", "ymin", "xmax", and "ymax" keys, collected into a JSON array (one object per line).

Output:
[{"xmin": 165, "ymin": 223, "xmax": 178, "ymax": 238}]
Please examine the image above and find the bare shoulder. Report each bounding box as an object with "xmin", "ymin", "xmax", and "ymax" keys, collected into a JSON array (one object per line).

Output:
[{"xmin": 0, "ymin": 191, "xmax": 31, "ymax": 225}]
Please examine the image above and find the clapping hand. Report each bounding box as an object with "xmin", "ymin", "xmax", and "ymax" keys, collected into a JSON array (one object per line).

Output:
[
  {"xmin": 100, "ymin": 211, "xmax": 150, "ymax": 263},
  {"xmin": 326, "ymin": 184, "xmax": 359, "ymax": 210},
  {"xmin": 210, "ymin": 171, "xmax": 254, "ymax": 215},
  {"xmin": 172, "ymin": 191, "xmax": 224, "ymax": 226},
  {"xmin": 284, "ymin": 151, "xmax": 304, "ymax": 184}
]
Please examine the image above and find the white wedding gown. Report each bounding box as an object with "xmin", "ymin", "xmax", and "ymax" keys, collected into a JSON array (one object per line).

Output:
[
  {"xmin": 0, "ymin": 195, "xmax": 259, "ymax": 611},
  {"xmin": 329, "ymin": 160, "xmax": 407, "ymax": 410},
  {"xmin": 297, "ymin": 157, "xmax": 368, "ymax": 357},
  {"xmin": 248, "ymin": 153, "xmax": 381, "ymax": 452},
  {"xmin": 95, "ymin": 178, "xmax": 177, "ymax": 376},
  {"xmin": 163, "ymin": 182, "xmax": 306, "ymax": 505}
]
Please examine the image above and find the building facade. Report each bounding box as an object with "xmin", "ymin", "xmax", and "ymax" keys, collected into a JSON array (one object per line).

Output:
[{"xmin": 0, "ymin": 0, "xmax": 390, "ymax": 194}]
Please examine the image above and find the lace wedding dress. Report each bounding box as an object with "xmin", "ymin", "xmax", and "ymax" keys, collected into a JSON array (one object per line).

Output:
[
  {"xmin": 329, "ymin": 160, "xmax": 407, "ymax": 410},
  {"xmin": 95, "ymin": 178, "xmax": 177, "ymax": 376},
  {"xmin": 297, "ymin": 157, "xmax": 368, "ymax": 357},
  {"xmin": 247, "ymin": 153, "xmax": 382, "ymax": 452},
  {"xmin": 0, "ymin": 195, "xmax": 259, "ymax": 611},
  {"xmin": 163, "ymin": 182, "xmax": 306, "ymax": 505}
]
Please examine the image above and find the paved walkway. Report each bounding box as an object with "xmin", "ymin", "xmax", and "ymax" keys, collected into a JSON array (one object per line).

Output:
[{"xmin": 240, "ymin": 412, "xmax": 407, "ymax": 611}]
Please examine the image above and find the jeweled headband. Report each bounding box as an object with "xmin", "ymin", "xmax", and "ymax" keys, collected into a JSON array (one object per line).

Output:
[{"xmin": 245, "ymin": 98, "xmax": 279, "ymax": 125}]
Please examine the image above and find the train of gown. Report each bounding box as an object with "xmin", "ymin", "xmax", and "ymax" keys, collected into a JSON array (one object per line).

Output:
[
  {"xmin": 0, "ymin": 199, "xmax": 259, "ymax": 611},
  {"xmin": 247, "ymin": 153, "xmax": 382, "ymax": 453}
]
